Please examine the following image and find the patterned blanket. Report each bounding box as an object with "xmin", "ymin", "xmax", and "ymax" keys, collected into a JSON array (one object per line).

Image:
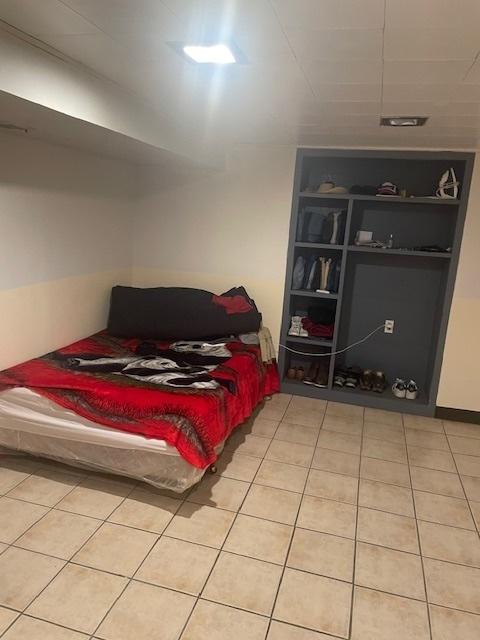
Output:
[{"xmin": 0, "ymin": 332, "xmax": 279, "ymax": 468}]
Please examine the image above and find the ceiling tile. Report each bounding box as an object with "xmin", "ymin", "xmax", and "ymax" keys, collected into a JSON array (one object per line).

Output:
[
  {"xmin": 312, "ymin": 83, "xmax": 382, "ymax": 102},
  {"xmin": 0, "ymin": 0, "xmax": 98, "ymax": 35},
  {"xmin": 272, "ymin": 0, "xmax": 385, "ymax": 30},
  {"xmin": 61, "ymin": 0, "xmax": 183, "ymax": 37},
  {"xmin": 298, "ymin": 114, "xmax": 380, "ymax": 129},
  {"xmin": 453, "ymin": 84, "xmax": 480, "ymax": 101},
  {"xmin": 302, "ymin": 59, "xmax": 382, "ymax": 84},
  {"xmin": 386, "ymin": 0, "xmax": 480, "ymax": 30},
  {"xmin": 384, "ymin": 28, "xmax": 480, "ymax": 60},
  {"xmin": 384, "ymin": 60, "xmax": 472, "ymax": 84},
  {"xmin": 286, "ymin": 28, "xmax": 383, "ymax": 61},
  {"xmin": 381, "ymin": 101, "xmax": 480, "ymax": 117},
  {"xmin": 464, "ymin": 58, "xmax": 480, "ymax": 83},
  {"xmin": 40, "ymin": 33, "xmax": 132, "ymax": 80},
  {"xmin": 382, "ymin": 84, "xmax": 455, "ymax": 102}
]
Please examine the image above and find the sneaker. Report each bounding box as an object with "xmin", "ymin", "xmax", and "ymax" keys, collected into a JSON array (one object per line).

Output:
[
  {"xmin": 406, "ymin": 380, "xmax": 418, "ymax": 400},
  {"xmin": 392, "ymin": 378, "xmax": 407, "ymax": 398},
  {"xmin": 288, "ymin": 316, "xmax": 302, "ymax": 336}
]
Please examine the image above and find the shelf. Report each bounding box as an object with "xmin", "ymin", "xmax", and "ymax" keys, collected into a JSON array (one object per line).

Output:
[
  {"xmin": 289, "ymin": 289, "xmax": 338, "ymax": 299},
  {"xmin": 299, "ymin": 192, "xmax": 460, "ymax": 206},
  {"xmin": 295, "ymin": 242, "xmax": 344, "ymax": 250},
  {"xmin": 281, "ymin": 378, "xmax": 432, "ymax": 415},
  {"xmin": 348, "ymin": 246, "xmax": 452, "ymax": 259},
  {"xmin": 285, "ymin": 335, "xmax": 333, "ymax": 348}
]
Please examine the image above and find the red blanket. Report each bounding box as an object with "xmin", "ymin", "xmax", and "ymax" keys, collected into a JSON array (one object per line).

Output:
[{"xmin": 0, "ymin": 333, "xmax": 279, "ymax": 468}]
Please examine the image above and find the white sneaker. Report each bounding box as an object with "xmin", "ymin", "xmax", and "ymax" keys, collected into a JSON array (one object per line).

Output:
[
  {"xmin": 406, "ymin": 380, "xmax": 418, "ymax": 400},
  {"xmin": 288, "ymin": 316, "xmax": 302, "ymax": 336},
  {"xmin": 392, "ymin": 378, "xmax": 407, "ymax": 398}
]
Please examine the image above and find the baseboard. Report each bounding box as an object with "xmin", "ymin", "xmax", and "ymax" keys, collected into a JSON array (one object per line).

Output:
[{"xmin": 435, "ymin": 406, "xmax": 480, "ymax": 424}]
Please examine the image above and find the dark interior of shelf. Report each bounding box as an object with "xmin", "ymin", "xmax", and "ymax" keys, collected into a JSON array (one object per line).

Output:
[
  {"xmin": 348, "ymin": 200, "xmax": 456, "ymax": 250},
  {"xmin": 301, "ymin": 155, "xmax": 467, "ymax": 200},
  {"xmin": 336, "ymin": 252, "xmax": 449, "ymax": 396}
]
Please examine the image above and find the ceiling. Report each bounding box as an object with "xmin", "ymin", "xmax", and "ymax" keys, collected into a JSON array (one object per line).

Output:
[{"xmin": 2, "ymin": 0, "xmax": 480, "ymax": 151}]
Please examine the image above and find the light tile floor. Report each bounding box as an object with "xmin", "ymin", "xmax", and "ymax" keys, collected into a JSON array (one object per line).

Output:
[{"xmin": 0, "ymin": 394, "xmax": 479, "ymax": 639}]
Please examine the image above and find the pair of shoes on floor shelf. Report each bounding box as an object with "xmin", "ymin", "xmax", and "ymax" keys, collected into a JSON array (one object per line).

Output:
[
  {"xmin": 287, "ymin": 366, "xmax": 306, "ymax": 381},
  {"xmin": 287, "ymin": 361, "xmax": 329, "ymax": 387},
  {"xmin": 334, "ymin": 367, "xmax": 387, "ymax": 393},
  {"xmin": 392, "ymin": 378, "xmax": 419, "ymax": 400},
  {"xmin": 304, "ymin": 360, "xmax": 329, "ymax": 388}
]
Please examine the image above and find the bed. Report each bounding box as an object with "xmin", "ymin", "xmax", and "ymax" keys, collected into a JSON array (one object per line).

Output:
[{"xmin": 0, "ymin": 330, "xmax": 279, "ymax": 492}]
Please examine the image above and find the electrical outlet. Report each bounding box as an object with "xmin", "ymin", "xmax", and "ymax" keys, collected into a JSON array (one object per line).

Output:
[{"xmin": 384, "ymin": 320, "xmax": 395, "ymax": 334}]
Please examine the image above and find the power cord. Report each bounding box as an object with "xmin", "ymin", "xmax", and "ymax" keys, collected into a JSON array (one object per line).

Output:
[{"xmin": 279, "ymin": 323, "xmax": 387, "ymax": 357}]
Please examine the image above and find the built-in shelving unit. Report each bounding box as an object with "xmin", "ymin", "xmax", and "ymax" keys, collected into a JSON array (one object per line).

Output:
[{"xmin": 279, "ymin": 149, "xmax": 474, "ymax": 416}]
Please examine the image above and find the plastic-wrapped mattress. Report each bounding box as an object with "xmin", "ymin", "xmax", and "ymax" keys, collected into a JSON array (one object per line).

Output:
[{"xmin": 0, "ymin": 388, "xmax": 218, "ymax": 492}]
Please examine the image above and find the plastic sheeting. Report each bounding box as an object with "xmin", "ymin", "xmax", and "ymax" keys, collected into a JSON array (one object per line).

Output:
[{"xmin": 0, "ymin": 388, "xmax": 217, "ymax": 492}]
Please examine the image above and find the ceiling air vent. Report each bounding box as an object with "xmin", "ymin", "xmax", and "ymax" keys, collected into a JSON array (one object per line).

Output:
[{"xmin": 381, "ymin": 116, "xmax": 428, "ymax": 127}]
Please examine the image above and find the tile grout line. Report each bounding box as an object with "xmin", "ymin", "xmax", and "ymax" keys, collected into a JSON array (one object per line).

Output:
[
  {"xmin": 443, "ymin": 422, "xmax": 480, "ymax": 541},
  {"xmin": 403, "ymin": 414, "xmax": 434, "ymax": 640},
  {"xmin": 263, "ymin": 402, "xmax": 331, "ymax": 639},
  {"xmin": 347, "ymin": 406, "xmax": 365, "ymax": 639},
  {"xmin": 174, "ymin": 395, "xmax": 297, "ymax": 639}
]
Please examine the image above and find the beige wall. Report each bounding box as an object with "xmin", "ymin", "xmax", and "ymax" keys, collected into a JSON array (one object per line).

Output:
[
  {"xmin": 0, "ymin": 133, "xmax": 134, "ymax": 369},
  {"xmin": 437, "ymin": 158, "xmax": 480, "ymax": 411},
  {"xmin": 133, "ymin": 143, "xmax": 479, "ymax": 412},
  {"xmin": 133, "ymin": 144, "xmax": 296, "ymax": 344}
]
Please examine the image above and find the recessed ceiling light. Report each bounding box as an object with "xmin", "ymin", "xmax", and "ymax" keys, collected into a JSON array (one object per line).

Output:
[
  {"xmin": 381, "ymin": 116, "xmax": 428, "ymax": 127},
  {"xmin": 182, "ymin": 44, "xmax": 236, "ymax": 64}
]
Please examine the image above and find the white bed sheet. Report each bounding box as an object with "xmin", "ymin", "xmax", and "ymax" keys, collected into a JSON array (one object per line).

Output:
[{"xmin": 0, "ymin": 388, "xmax": 208, "ymax": 492}]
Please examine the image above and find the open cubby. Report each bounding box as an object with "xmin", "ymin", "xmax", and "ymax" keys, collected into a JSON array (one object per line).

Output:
[{"xmin": 279, "ymin": 149, "xmax": 474, "ymax": 416}]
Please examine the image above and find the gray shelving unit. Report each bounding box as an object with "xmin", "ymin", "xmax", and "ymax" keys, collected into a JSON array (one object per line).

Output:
[{"xmin": 279, "ymin": 149, "xmax": 474, "ymax": 416}]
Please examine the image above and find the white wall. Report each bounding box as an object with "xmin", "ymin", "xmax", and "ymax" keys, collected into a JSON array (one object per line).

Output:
[
  {"xmin": 0, "ymin": 132, "xmax": 134, "ymax": 369},
  {"xmin": 133, "ymin": 143, "xmax": 479, "ymax": 412},
  {"xmin": 133, "ymin": 144, "xmax": 295, "ymax": 345}
]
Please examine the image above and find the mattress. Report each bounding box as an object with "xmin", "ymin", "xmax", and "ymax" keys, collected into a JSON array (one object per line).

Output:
[{"xmin": 0, "ymin": 388, "xmax": 209, "ymax": 492}]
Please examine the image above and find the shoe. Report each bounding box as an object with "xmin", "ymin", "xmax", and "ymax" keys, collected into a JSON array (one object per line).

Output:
[
  {"xmin": 392, "ymin": 378, "xmax": 407, "ymax": 398},
  {"xmin": 359, "ymin": 369, "xmax": 374, "ymax": 391},
  {"xmin": 345, "ymin": 366, "xmax": 361, "ymax": 388},
  {"xmin": 314, "ymin": 362, "xmax": 329, "ymax": 388},
  {"xmin": 406, "ymin": 380, "xmax": 418, "ymax": 400},
  {"xmin": 288, "ymin": 316, "xmax": 302, "ymax": 336},
  {"xmin": 287, "ymin": 367, "xmax": 297, "ymax": 380},
  {"xmin": 304, "ymin": 362, "xmax": 319, "ymax": 385},
  {"xmin": 373, "ymin": 371, "xmax": 387, "ymax": 393},
  {"xmin": 295, "ymin": 366, "xmax": 305, "ymax": 381},
  {"xmin": 334, "ymin": 368, "xmax": 348, "ymax": 387}
]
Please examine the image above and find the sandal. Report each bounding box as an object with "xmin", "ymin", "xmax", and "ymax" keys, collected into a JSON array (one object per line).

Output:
[
  {"xmin": 360, "ymin": 369, "xmax": 374, "ymax": 391},
  {"xmin": 373, "ymin": 371, "xmax": 387, "ymax": 393}
]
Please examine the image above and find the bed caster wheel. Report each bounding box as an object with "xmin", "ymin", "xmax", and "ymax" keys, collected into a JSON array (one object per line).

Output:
[{"xmin": 209, "ymin": 465, "xmax": 217, "ymax": 474}]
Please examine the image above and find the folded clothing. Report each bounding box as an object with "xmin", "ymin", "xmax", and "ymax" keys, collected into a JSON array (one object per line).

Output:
[
  {"xmin": 302, "ymin": 317, "xmax": 334, "ymax": 338},
  {"xmin": 212, "ymin": 295, "xmax": 253, "ymax": 314}
]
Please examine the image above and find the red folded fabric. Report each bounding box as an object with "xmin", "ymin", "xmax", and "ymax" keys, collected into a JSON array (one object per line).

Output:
[
  {"xmin": 302, "ymin": 317, "xmax": 334, "ymax": 338},
  {"xmin": 212, "ymin": 295, "xmax": 253, "ymax": 314}
]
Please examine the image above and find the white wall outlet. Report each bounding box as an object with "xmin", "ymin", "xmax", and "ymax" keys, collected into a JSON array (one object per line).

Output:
[{"xmin": 384, "ymin": 320, "xmax": 395, "ymax": 334}]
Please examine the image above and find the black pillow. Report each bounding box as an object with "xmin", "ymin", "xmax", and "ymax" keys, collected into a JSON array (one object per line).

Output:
[{"xmin": 107, "ymin": 286, "xmax": 262, "ymax": 340}]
